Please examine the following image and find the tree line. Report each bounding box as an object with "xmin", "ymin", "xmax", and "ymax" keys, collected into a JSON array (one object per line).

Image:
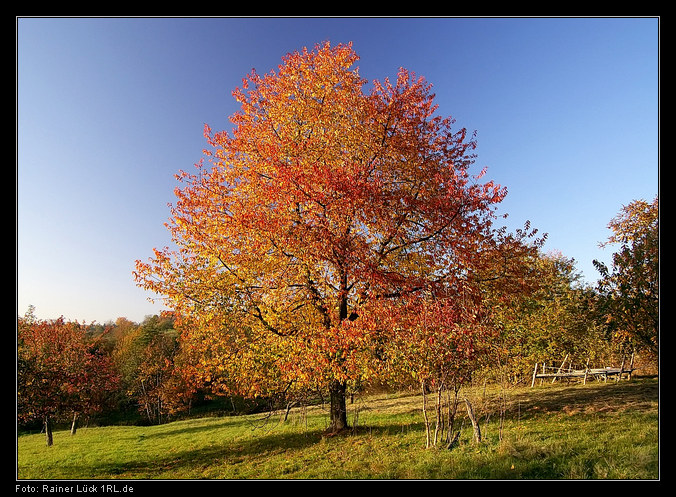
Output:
[{"xmin": 17, "ymin": 195, "xmax": 658, "ymax": 446}]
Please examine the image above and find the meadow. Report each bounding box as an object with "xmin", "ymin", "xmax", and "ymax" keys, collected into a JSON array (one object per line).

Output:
[{"xmin": 17, "ymin": 377, "xmax": 658, "ymax": 480}]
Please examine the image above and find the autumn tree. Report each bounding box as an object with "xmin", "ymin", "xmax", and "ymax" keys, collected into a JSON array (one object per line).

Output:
[
  {"xmin": 17, "ymin": 309, "xmax": 119, "ymax": 445},
  {"xmin": 594, "ymin": 196, "xmax": 659, "ymax": 357},
  {"xmin": 112, "ymin": 314, "xmax": 190, "ymax": 423},
  {"xmin": 489, "ymin": 252, "xmax": 610, "ymax": 383},
  {"xmin": 135, "ymin": 42, "xmax": 536, "ymax": 432}
]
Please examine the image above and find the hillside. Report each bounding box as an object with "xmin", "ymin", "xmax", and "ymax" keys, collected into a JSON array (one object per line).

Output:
[{"xmin": 17, "ymin": 377, "xmax": 658, "ymax": 480}]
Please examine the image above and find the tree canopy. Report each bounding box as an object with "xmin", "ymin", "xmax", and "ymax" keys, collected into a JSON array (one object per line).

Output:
[{"xmin": 594, "ymin": 196, "xmax": 659, "ymax": 355}]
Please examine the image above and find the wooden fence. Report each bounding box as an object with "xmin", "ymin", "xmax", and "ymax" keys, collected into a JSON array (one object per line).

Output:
[{"xmin": 530, "ymin": 354, "xmax": 635, "ymax": 387}]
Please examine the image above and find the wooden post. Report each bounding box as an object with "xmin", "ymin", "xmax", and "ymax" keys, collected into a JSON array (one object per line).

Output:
[
  {"xmin": 540, "ymin": 362, "xmax": 546, "ymax": 385},
  {"xmin": 531, "ymin": 363, "xmax": 538, "ymax": 388},
  {"xmin": 617, "ymin": 356, "xmax": 626, "ymax": 382},
  {"xmin": 552, "ymin": 354, "xmax": 569, "ymax": 384}
]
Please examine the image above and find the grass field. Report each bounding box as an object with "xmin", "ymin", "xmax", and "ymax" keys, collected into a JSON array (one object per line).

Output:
[{"xmin": 16, "ymin": 377, "xmax": 658, "ymax": 480}]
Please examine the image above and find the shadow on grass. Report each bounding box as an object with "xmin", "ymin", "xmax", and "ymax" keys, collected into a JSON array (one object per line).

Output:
[
  {"xmin": 508, "ymin": 377, "xmax": 658, "ymax": 420},
  {"xmin": 127, "ymin": 413, "xmax": 278, "ymax": 442},
  {"xmin": 50, "ymin": 378, "xmax": 658, "ymax": 479},
  {"xmin": 69, "ymin": 426, "xmax": 328, "ymax": 478}
]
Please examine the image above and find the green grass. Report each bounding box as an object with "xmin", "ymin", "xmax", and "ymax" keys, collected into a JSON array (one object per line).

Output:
[{"xmin": 17, "ymin": 377, "xmax": 659, "ymax": 480}]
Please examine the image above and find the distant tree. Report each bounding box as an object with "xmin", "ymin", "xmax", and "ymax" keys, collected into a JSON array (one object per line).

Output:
[
  {"xmin": 85, "ymin": 317, "xmax": 137, "ymax": 354},
  {"xmin": 112, "ymin": 314, "xmax": 188, "ymax": 423},
  {"xmin": 594, "ymin": 196, "xmax": 658, "ymax": 356},
  {"xmin": 132, "ymin": 331, "xmax": 178, "ymax": 423},
  {"xmin": 492, "ymin": 252, "xmax": 610, "ymax": 382},
  {"xmin": 17, "ymin": 309, "xmax": 119, "ymax": 445}
]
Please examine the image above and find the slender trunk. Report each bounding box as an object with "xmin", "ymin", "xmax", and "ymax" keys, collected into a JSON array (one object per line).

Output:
[
  {"xmin": 498, "ymin": 387, "xmax": 507, "ymax": 442},
  {"xmin": 433, "ymin": 383, "xmax": 443, "ymax": 446},
  {"xmin": 421, "ymin": 380, "xmax": 431, "ymax": 448},
  {"xmin": 329, "ymin": 380, "xmax": 348, "ymax": 432},
  {"xmin": 445, "ymin": 384, "xmax": 460, "ymax": 447},
  {"xmin": 70, "ymin": 412, "xmax": 78, "ymax": 435},
  {"xmin": 464, "ymin": 397, "xmax": 481, "ymax": 444},
  {"xmin": 284, "ymin": 401, "xmax": 297, "ymax": 422},
  {"xmin": 44, "ymin": 415, "xmax": 53, "ymax": 447}
]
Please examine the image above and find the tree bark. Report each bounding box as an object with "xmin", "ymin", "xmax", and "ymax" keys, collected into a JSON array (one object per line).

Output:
[
  {"xmin": 44, "ymin": 415, "xmax": 53, "ymax": 447},
  {"xmin": 445, "ymin": 384, "xmax": 460, "ymax": 447},
  {"xmin": 421, "ymin": 380, "xmax": 431, "ymax": 448},
  {"xmin": 327, "ymin": 288, "xmax": 350, "ymax": 433},
  {"xmin": 329, "ymin": 380, "xmax": 348, "ymax": 432}
]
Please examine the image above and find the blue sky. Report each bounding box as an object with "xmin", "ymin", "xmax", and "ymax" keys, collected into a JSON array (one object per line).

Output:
[{"xmin": 17, "ymin": 17, "xmax": 659, "ymax": 324}]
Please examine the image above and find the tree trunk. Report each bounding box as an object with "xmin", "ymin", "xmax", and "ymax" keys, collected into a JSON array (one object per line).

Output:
[
  {"xmin": 445, "ymin": 385, "xmax": 460, "ymax": 447},
  {"xmin": 421, "ymin": 380, "xmax": 431, "ymax": 448},
  {"xmin": 464, "ymin": 397, "xmax": 481, "ymax": 444},
  {"xmin": 433, "ymin": 384, "xmax": 443, "ymax": 446},
  {"xmin": 328, "ymin": 290, "xmax": 350, "ymax": 433},
  {"xmin": 70, "ymin": 412, "xmax": 78, "ymax": 435},
  {"xmin": 44, "ymin": 415, "xmax": 53, "ymax": 447},
  {"xmin": 329, "ymin": 380, "xmax": 348, "ymax": 432},
  {"xmin": 283, "ymin": 401, "xmax": 297, "ymax": 422}
]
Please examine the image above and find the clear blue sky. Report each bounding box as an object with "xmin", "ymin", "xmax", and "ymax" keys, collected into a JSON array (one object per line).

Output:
[{"xmin": 17, "ymin": 17, "xmax": 659, "ymax": 324}]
